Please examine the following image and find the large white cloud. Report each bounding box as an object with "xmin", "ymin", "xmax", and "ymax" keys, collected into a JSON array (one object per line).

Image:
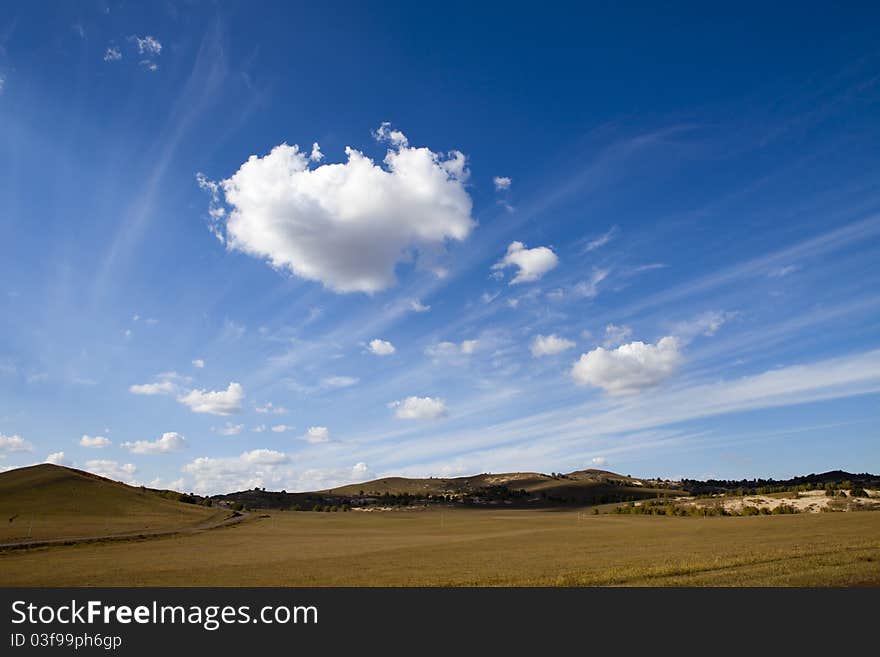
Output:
[
  {"xmin": 389, "ymin": 396, "xmax": 448, "ymax": 419},
  {"xmin": 531, "ymin": 334, "xmax": 575, "ymax": 357},
  {"xmin": 85, "ymin": 460, "xmax": 138, "ymax": 483},
  {"xmin": 183, "ymin": 449, "xmax": 291, "ymax": 495},
  {"xmin": 492, "ymin": 241, "xmax": 558, "ymax": 284},
  {"xmin": 178, "ymin": 382, "xmax": 244, "ymax": 416},
  {"xmin": 206, "ymin": 125, "xmax": 475, "ymax": 294},
  {"xmin": 0, "ymin": 434, "xmax": 32, "ymax": 452},
  {"xmin": 570, "ymin": 337, "xmax": 682, "ymax": 395},
  {"xmin": 122, "ymin": 432, "xmax": 187, "ymax": 455},
  {"xmin": 45, "ymin": 451, "xmax": 72, "ymax": 466},
  {"xmin": 79, "ymin": 434, "xmax": 111, "ymax": 448}
]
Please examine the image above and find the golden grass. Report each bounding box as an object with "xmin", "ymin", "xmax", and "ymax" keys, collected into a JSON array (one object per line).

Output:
[
  {"xmin": 2, "ymin": 507, "xmax": 879, "ymax": 586},
  {"xmin": 0, "ymin": 464, "xmax": 219, "ymax": 543}
]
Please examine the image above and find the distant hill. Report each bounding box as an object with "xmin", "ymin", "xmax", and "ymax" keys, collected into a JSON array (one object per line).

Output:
[
  {"xmin": 0, "ymin": 463, "xmax": 219, "ymax": 544},
  {"xmin": 215, "ymin": 468, "xmax": 683, "ymax": 510}
]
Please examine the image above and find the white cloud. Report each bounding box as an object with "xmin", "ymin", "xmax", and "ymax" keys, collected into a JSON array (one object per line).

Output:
[
  {"xmin": 425, "ymin": 340, "xmax": 479, "ymax": 361},
  {"xmin": 213, "ymin": 423, "xmax": 244, "ymax": 436},
  {"xmin": 0, "ymin": 434, "xmax": 33, "ymax": 452},
  {"xmin": 571, "ymin": 336, "xmax": 682, "ymax": 395},
  {"xmin": 255, "ymin": 402, "xmax": 288, "ymax": 414},
  {"xmin": 178, "ymin": 382, "xmax": 244, "ymax": 416},
  {"xmin": 309, "ymin": 142, "xmax": 323, "ymax": 162},
  {"xmin": 79, "ymin": 434, "xmax": 111, "ymax": 449},
  {"xmin": 389, "ymin": 396, "xmax": 448, "ymax": 420},
  {"xmin": 368, "ymin": 339, "xmax": 396, "ymax": 356},
  {"xmin": 301, "ymin": 426, "xmax": 330, "ymax": 444},
  {"xmin": 122, "ymin": 432, "xmax": 187, "ymax": 455},
  {"xmin": 271, "ymin": 424, "xmax": 294, "ymax": 433},
  {"xmin": 85, "ymin": 460, "xmax": 137, "ymax": 483},
  {"xmin": 139, "ymin": 60, "xmax": 158, "ymax": 72},
  {"xmin": 103, "ymin": 46, "xmax": 122, "ymax": 61},
  {"xmin": 603, "ymin": 324, "xmax": 633, "ymax": 348},
  {"xmin": 582, "ymin": 226, "xmax": 617, "ymax": 252},
  {"xmin": 673, "ymin": 310, "xmax": 734, "ymax": 339},
  {"xmin": 209, "ymin": 125, "xmax": 474, "ymax": 293},
  {"xmin": 129, "ymin": 380, "xmax": 176, "ymax": 395},
  {"xmin": 590, "ymin": 456, "xmax": 607, "ymax": 467},
  {"xmin": 46, "ymin": 451, "xmax": 72, "ymax": 466},
  {"xmin": 572, "ymin": 267, "xmax": 609, "ymax": 299},
  {"xmin": 134, "ymin": 35, "xmax": 162, "ymax": 55},
  {"xmin": 531, "ymin": 334, "xmax": 576, "ymax": 357},
  {"xmin": 253, "ymin": 424, "xmax": 267, "ymax": 433},
  {"xmin": 409, "ymin": 299, "xmax": 431, "ymax": 312},
  {"xmin": 192, "ymin": 359, "xmax": 205, "ymax": 368},
  {"xmin": 493, "ymin": 176, "xmax": 512, "ymax": 191},
  {"xmin": 183, "ymin": 449, "xmax": 291, "ymax": 495},
  {"xmin": 322, "ymin": 376, "xmax": 359, "ymax": 389},
  {"xmin": 492, "ymin": 241, "xmax": 558, "ymax": 284},
  {"xmin": 352, "ymin": 462, "xmax": 369, "ymax": 477}
]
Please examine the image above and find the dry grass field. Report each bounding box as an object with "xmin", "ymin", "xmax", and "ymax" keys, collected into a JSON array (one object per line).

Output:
[{"xmin": 2, "ymin": 507, "xmax": 879, "ymax": 586}]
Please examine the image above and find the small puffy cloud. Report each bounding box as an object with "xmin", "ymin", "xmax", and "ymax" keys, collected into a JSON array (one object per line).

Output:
[
  {"xmin": 122, "ymin": 432, "xmax": 187, "ymax": 455},
  {"xmin": 590, "ymin": 456, "xmax": 607, "ymax": 467},
  {"xmin": 183, "ymin": 449, "xmax": 291, "ymax": 495},
  {"xmin": 603, "ymin": 324, "xmax": 633, "ymax": 348},
  {"xmin": 352, "ymin": 462, "xmax": 369, "ymax": 477},
  {"xmin": 0, "ymin": 434, "xmax": 32, "ymax": 452},
  {"xmin": 271, "ymin": 424, "xmax": 294, "ymax": 433},
  {"xmin": 192, "ymin": 359, "xmax": 205, "ymax": 368},
  {"xmin": 388, "ymin": 396, "xmax": 448, "ymax": 420},
  {"xmin": 368, "ymin": 339, "xmax": 396, "ymax": 356},
  {"xmin": 301, "ymin": 426, "xmax": 330, "ymax": 444},
  {"xmin": 531, "ymin": 334, "xmax": 576, "ymax": 357},
  {"xmin": 139, "ymin": 60, "xmax": 158, "ymax": 72},
  {"xmin": 322, "ymin": 376, "xmax": 359, "ymax": 389},
  {"xmin": 178, "ymin": 382, "xmax": 244, "ymax": 416},
  {"xmin": 46, "ymin": 451, "xmax": 72, "ymax": 466},
  {"xmin": 134, "ymin": 35, "xmax": 162, "ymax": 55},
  {"xmin": 492, "ymin": 241, "xmax": 558, "ymax": 284},
  {"xmin": 570, "ymin": 336, "xmax": 682, "ymax": 395},
  {"xmin": 493, "ymin": 176, "xmax": 512, "ymax": 191},
  {"xmin": 255, "ymin": 402, "xmax": 288, "ymax": 415},
  {"xmin": 309, "ymin": 142, "xmax": 323, "ymax": 162},
  {"xmin": 85, "ymin": 460, "xmax": 137, "ymax": 483},
  {"xmin": 129, "ymin": 371, "xmax": 189, "ymax": 396},
  {"xmin": 208, "ymin": 126, "xmax": 474, "ymax": 294},
  {"xmin": 213, "ymin": 423, "xmax": 244, "ymax": 436},
  {"xmin": 79, "ymin": 434, "xmax": 111, "ymax": 449},
  {"xmin": 103, "ymin": 46, "xmax": 122, "ymax": 61},
  {"xmin": 253, "ymin": 424, "xmax": 267, "ymax": 433},
  {"xmin": 409, "ymin": 299, "xmax": 431, "ymax": 312}
]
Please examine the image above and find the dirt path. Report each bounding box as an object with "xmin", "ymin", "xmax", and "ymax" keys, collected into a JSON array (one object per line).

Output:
[{"xmin": 0, "ymin": 511, "xmax": 250, "ymax": 551}]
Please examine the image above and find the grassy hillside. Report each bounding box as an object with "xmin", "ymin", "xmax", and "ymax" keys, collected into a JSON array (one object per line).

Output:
[{"xmin": 0, "ymin": 464, "xmax": 221, "ymax": 543}]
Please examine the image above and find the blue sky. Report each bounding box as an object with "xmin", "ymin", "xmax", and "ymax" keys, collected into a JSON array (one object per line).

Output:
[{"xmin": 1, "ymin": 2, "xmax": 878, "ymax": 493}]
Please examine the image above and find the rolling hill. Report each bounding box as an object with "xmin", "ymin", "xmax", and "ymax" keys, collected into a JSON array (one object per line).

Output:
[
  {"xmin": 214, "ymin": 468, "xmax": 683, "ymax": 509},
  {"xmin": 0, "ymin": 463, "xmax": 223, "ymax": 544}
]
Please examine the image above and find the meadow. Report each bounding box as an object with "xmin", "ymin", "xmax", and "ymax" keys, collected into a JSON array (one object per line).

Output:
[{"xmin": 2, "ymin": 507, "xmax": 879, "ymax": 586}]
